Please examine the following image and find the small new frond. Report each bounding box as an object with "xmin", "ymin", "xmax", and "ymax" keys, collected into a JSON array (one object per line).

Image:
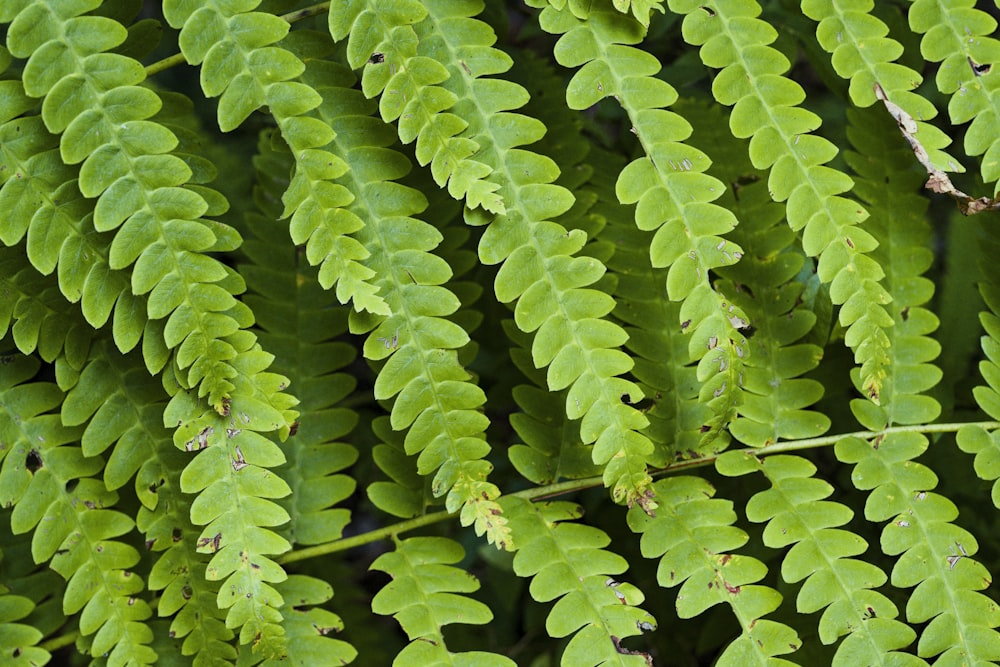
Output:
[
  {"xmin": 670, "ymin": 0, "xmax": 892, "ymax": 404},
  {"xmin": 504, "ymin": 496, "xmax": 657, "ymax": 666},
  {"xmin": 627, "ymin": 476, "xmax": 799, "ymax": 666},
  {"xmin": 541, "ymin": 1, "xmax": 750, "ymax": 449},
  {"xmin": 908, "ymin": 0, "xmax": 1000, "ymax": 191},
  {"xmin": 371, "ymin": 536, "xmax": 515, "ymax": 666}
]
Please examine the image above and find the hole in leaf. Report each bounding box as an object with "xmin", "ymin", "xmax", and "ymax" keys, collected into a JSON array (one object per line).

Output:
[
  {"xmin": 969, "ymin": 57, "xmax": 991, "ymax": 76},
  {"xmin": 25, "ymin": 449, "xmax": 42, "ymax": 473},
  {"xmin": 368, "ymin": 52, "xmax": 385, "ymax": 64}
]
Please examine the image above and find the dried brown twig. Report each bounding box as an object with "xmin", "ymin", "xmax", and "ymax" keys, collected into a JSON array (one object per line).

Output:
[{"xmin": 874, "ymin": 82, "xmax": 1000, "ymax": 215}]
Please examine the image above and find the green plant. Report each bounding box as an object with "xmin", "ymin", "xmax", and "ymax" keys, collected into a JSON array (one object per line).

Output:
[{"xmin": 3, "ymin": 0, "xmax": 1000, "ymax": 664}]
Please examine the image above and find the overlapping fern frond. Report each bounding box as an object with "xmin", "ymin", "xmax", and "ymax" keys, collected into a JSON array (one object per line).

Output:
[{"xmin": 3, "ymin": 2, "xmax": 1000, "ymax": 666}]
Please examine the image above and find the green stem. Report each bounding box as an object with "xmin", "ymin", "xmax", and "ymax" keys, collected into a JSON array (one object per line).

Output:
[
  {"xmin": 144, "ymin": 3, "xmax": 331, "ymax": 78},
  {"xmin": 278, "ymin": 420, "xmax": 999, "ymax": 563},
  {"xmin": 40, "ymin": 630, "xmax": 79, "ymax": 652}
]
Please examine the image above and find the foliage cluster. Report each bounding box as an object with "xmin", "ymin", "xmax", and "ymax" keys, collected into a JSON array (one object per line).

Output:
[{"xmin": 3, "ymin": 0, "xmax": 1000, "ymax": 665}]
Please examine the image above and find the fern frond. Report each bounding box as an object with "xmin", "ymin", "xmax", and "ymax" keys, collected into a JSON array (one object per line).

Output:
[
  {"xmin": 669, "ymin": 0, "xmax": 893, "ymax": 405},
  {"xmin": 503, "ymin": 496, "xmax": 657, "ymax": 666},
  {"xmin": 268, "ymin": 575, "xmax": 356, "ymax": 665},
  {"xmin": 506, "ymin": 320, "xmax": 603, "ymax": 484},
  {"xmin": 590, "ymin": 145, "xmax": 711, "ymax": 460},
  {"xmin": 502, "ymin": 57, "xmax": 629, "ymax": 481},
  {"xmin": 59, "ymin": 340, "xmax": 238, "ymax": 663},
  {"xmin": 330, "ymin": 0, "xmax": 506, "ymax": 214},
  {"xmin": 831, "ymin": 119, "xmax": 1000, "ymax": 656},
  {"xmin": 4, "ymin": 1, "xmax": 262, "ymax": 408},
  {"xmin": 371, "ymin": 536, "xmax": 515, "ymax": 666},
  {"xmin": 908, "ymin": 0, "xmax": 1000, "ymax": 191},
  {"xmin": 837, "ymin": 431, "xmax": 1000, "ymax": 664},
  {"xmin": 0, "ymin": 353, "xmax": 158, "ymax": 665},
  {"xmin": 843, "ymin": 107, "xmax": 940, "ymax": 429},
  {"xmin": 678, "ymin": 98, "xmax": 830, "ymax": 448},
  {"xmin": 293, "ymin": 57, "xmax": 509, "ymax": 548},
  {"xmin": 958, "ymin": 174, "xmax": 1000, "ymax": 504},
  {"xmin": 387, "ymin": 0, "xmax": 658, "ymax": 509},
  {"xmin": 540, "ymin": 2, "xmax": 750, "ymax": 449},
  {"xmin": 717, "ymin": 452, "xmax": 921, "ymax": 665},
  {"xmin": 627, "ymin": 476, "xmax": 799, "ymax": 665},
  {"xmin": 240, "ymin": 128, "xmax": 359, "ymax": 549},
  {"xmin": 0, "ymin": 247, "xmax": 93, "ymax": 367},
  {"xmin": 0, "ymin": 512, "xmax": 53, "ymax": 667},
  {"xmin": 163, "ymin": 357, "xmax": 295, "ymax": 658},
  {"xmin": 0, "ymin": 107, "xmax": 135, "ymax": 343},
  {"xmin": 162, "ymin": 5, "xmax": 389, "ymax": 317},
  {"xmin": 802, "ymin": 0, "xmax": 957, "ymax": 171},
  {"xmin": 0, "ymin": 585, "xmax": 47, "ymax": 667}
]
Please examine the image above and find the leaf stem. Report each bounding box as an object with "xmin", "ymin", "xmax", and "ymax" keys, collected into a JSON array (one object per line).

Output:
[
  {"xmin": 278, "ymin": 421, "xmax": 999, "ymax": 563},
  {"xmin": 144, "ymin": 3, "xmax": 331, "ymax": 78},
  {"xmin": 40, "ymin": 630, "xmax": 79, "ymax": 652}
]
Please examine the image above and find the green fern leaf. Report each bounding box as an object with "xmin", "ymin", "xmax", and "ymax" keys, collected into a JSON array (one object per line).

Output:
[
  {"xmin": 3, "ymin": 1, "xmax": 264, "ymax": 408},
  {"xmin": 628, "ymin": 476, "xmax": 800, "ymax": 665},
  {"xmin": 0, "ymin": 587, "xmax": 48, "ymax": 667},
  {"xmin": 240, "ymin": 129, "xmax": 359, "ymax": 548},
  {"xmin": 506, "ymin": 321, "xmax": 604, "ymax": 484},
  {"xmin": 908, "ymin": 0, "xmax": 1000, "ymax": 190},
  {"xmin": 0, "ymin": 354, "xmax": 158, "ymax": 665},
  {"xmin": 164, "ymin": 5, "xmax": 390, "ymax": 318},
  {"xmin": 832, "ymin": 126, "xmax": 1000, "ymax": 653},
  {"xmin": 680, "ymin": 98, "xmax": 830, "ymax": 447},
  {"xmin": 290, "ymin": 56, "xmax": 510, "ymax": 548},
  {"xmin": 0, "ymin": 248, "xmax": 93, "ymax": 366},
  {"xmin": 717, "ymin": 452, "xmax": 921, "ymax": 665},
  {"xmin": 802, "ymin": 0, "xmax": 957, "ymax": 172},
  {"xmin": 504, "ymin": 496, "xmax": 657, "ymax": 666},
  {"xmin": 669, "ymin": 0, "xmax": 893, "ymax": 405},
  {"xmin": 541, "ymin": 2, "xmax": 750, "ymax": 449},
  {"xmin": 331, "ymin": 0, "xmax": 507, "ymax": 215},
  {"xmin": 380, "ymin": 0, "xmax": 660, "ymax": 509},
  {"xmin": 165, "ymin": 384, "xmax": 295, "ymax": 658},
  {"xmin": 371, "ymin": 536, "xmax": 515, "ymax": 666}
]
